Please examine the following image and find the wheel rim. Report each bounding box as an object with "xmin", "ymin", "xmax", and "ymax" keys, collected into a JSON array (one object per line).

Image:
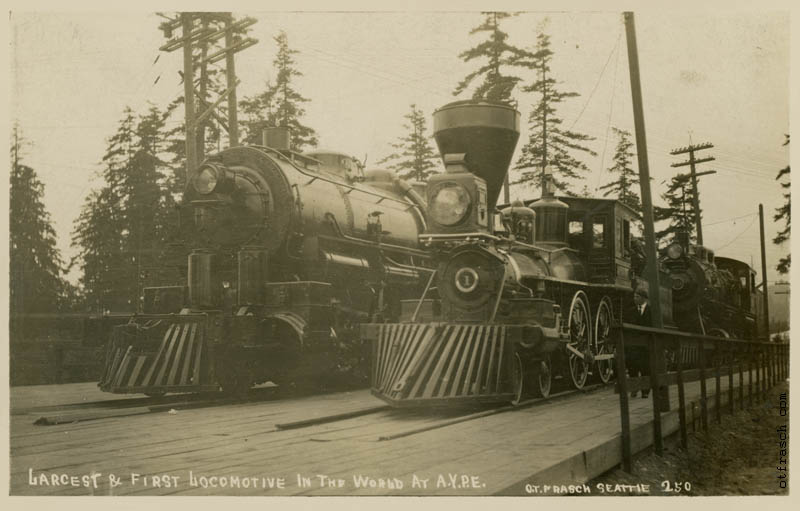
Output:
[
  {"xmin": 512, "ymin": 353, "xmax": 525, "ymax": 405},
  {"xmin": 538, "ymin": 354, "xmax": 552, "ymax": 398},
  {"xmin": 568, "ymin": 292, "xmax": 591, "ymax": 389},
  {"xmin": 594, "ymin": 298, "xmax": 614, "ymax": 384}
]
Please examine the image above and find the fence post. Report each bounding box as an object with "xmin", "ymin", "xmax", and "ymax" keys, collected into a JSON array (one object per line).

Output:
[
  {"xmin": 783, "ymin": 344, "xmax": 788, "ymax": 381},
  {"xmin": 728, "ymin": 345, "xmax": 734, "ymax": 415},
  {"xmin": 757, "ymin": 348, "xmax": 763, "ymax": 399},
  {"xmin": 698, "ymin": 337, "xmax": 708, "ymax": 430},
  {"xmin": 767, "ymin": 344, "xmax": 772, "ymax": 389},
  {"xmin": 714, "ymin": 339, "xmax": 721, "ymax": 423},
  {"xmin": 738, "ymin": 348, "xmax": 744, "ymax": 411},
  {"xmin": 762, "ymin": 346, "xmax": 768, "ymax": 397},
  {"xmin": 615, "ymin": 328, "xmax": 632, "ymax": 473},
  {"xmin": 648, "ymin": 333, "xmax": 663, "ymax": 456},
  {"xmin": 748, "ymin": 343, "xmax": 754, "ymax": 407},
  {"xmin": 676, "ymin": 338, "xmax": 688, "ymax": 448}
]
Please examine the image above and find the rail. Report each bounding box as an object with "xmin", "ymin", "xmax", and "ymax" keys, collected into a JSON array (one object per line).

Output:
[{"xmin": 613, "ymin": 323, "xmax": 789, "ymax": 473}]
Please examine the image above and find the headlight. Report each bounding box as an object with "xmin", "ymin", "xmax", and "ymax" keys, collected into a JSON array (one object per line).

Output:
[
  {"xmin": 667, "ymin": 243, "xmax": 683, "ymax": 259},
  {"xmin": 192, "ymin": 164, "xmax": 220, "ymax": 195},
  {"xmin": 429, "ymin": 182, "xmax": 471, "ymax": 226}
]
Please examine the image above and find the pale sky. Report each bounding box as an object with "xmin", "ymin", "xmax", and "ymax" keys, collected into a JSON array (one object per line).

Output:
[{"xmin": 9, "ymin": 6, "xmax": 791, "ymax": 286}]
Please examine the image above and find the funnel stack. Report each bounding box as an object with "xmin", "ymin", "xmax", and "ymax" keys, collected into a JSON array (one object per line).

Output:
[{"xmin": 432, "ymin": 100, "xmax": 521, "ymax": 210}]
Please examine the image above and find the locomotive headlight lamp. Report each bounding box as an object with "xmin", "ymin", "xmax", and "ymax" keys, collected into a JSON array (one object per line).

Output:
[
  {"xmin": 193, "ymin": 164, "xmax": 220, "ymax": 195},
  {"xmin": 667, "ymin": 243, "xmax": 684, "ymax": 260},
  {"xmin": 429, "ymin": 182, "xmax": 471, "ymax": 226},
  {"xmin": 454, "ymin": 267, "xmax": 479, "ymax": 294}
]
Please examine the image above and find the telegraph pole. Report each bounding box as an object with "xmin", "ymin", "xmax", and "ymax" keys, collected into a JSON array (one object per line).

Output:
[
  {"xmin": 623, "ymin": 12, "xmax": 662, "ymax": 329},
  {"xmin": 758, "ymin": 204, "xmax": 770, "ymax": 340},
  {"xmin": 225, "ymin": 14, "xmax": 240, "ymax": 147},
  {"xmin": 159, "ymin": 13, "xmax": 257, "ymax": 182},
  {"xmin": 670, "ymin": 142, "xmax": 715, "ymax": 245},
  {"xmin": 623, "ymin": 11, "xmax": 671, "ymax": 440},
  {"xmin": 181, "ymin": 14, "xmax": 198, "ymax": 181}
]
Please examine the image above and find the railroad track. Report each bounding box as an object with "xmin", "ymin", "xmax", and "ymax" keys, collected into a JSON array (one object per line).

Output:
[
  {"xmin": 273, "ymin": 382, "xmax": 608, "ymax": 442},
  {"xmin": 26, "ymin": 379, "xmax": 608, "ymax": 441}
]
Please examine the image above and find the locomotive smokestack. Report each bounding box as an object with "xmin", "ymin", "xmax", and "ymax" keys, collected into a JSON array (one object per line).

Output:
[
  {"xmin": 262, "ymin": 126, "xmax": 291, "ymax": 151},
  {"xmin": 432, "ymin": 100, "xmax": 520, "ymax": 210}
]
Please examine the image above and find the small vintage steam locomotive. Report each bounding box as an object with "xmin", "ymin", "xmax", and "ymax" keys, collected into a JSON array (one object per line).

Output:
[
  {"xmin": 362, "ymin": 99, "xmax": 671, "ymax": 406},
  {"xmin": 98, "ymin": 132, "xmax": 432, "ymax": 396}
]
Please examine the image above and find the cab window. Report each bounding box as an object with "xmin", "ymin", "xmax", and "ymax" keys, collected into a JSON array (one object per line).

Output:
[{"xmin": 592, "ymin": 216, "xmax": 606, "ymax": 249}]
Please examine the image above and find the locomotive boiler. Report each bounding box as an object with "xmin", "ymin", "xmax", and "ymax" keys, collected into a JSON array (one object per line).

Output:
[
  {"xmin": 98, "ymin": 131, "xmax": 431, "ymax": 396},
  {"xmin": 363, "ymin": 100, "xmax": 664, "ymax": 407}
]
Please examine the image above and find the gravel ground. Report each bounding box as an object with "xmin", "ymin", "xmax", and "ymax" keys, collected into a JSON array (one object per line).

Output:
[{"xmin": 590, "ymin": 380, "xmax": 789, "ymax": 496}]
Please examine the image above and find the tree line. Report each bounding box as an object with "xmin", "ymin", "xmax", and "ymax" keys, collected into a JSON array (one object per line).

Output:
[{"xmin": 10, "ymin": 14, "xmax": 790, "ymax": 316}]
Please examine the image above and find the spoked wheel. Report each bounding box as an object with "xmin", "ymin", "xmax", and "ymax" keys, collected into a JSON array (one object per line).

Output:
[
  {"xmin": 594, "ymin": 297, "xmax": 614, "ymax": 384},
  {"xmin": 567, "ymin": 291, "xmax": 592, "ymax": 390},
  {"xmin": 511, "ymin": 353, "xmax": 527, "ymax": 405},
  {"xmin": 534, "ymin": 353, "xmax": 552, "ymax": 398}
]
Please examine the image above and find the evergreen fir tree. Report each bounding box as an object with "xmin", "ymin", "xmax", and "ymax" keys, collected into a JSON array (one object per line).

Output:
[
  {"xmin": 453, "ymin": 12, "xmax": 525, "ymax": 102},
  {"xmin": 598, "ymin": 127, "xmax": 641, "ymax": 213},
  {"xmin": 773, "ymin": 134, "xmax": 790, "ymax": 274},
  {"xmin": 653, "ymin": 173, "xmax": 699, "ymax": 246},
  {"xmin": 513, "ymin": 23, "xmax": 596, "ymax": 194},
  {"xmin": 72, "ymin": 106, "xmax": 177, "ymax": 312},
  {"xmin": 10, "ymin": 124, "xmax": 70, "ymax": 313},
  {"xmin": 240, "ymin": 78, "xmax": 276, "ymax": 145},
  {"xmin": 241, "ymin": 31, "xmax": 317, "ymax": 151},
  {"xmin": 377, "ymin": 104, "xmax": 440, "ymax": 182}
]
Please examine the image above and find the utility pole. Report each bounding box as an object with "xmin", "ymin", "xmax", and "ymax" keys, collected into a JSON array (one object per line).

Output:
[
  {"xmin": 224, "ymin": 14, "xmax": 240, "ymax": 147},
  {"xmin": 158, "ymin": 12, "xmax": 257, "ymax": 183},
  {"xmin": 670, "ymin": 142, "xmax": 715, "ymax": 245},
  {"xmin": 758, "ymin": 204, "xmax": 771, "ymax": 341},
  {"xmin": 623, "ymin": 12, "xmax": 662, "ymax": 329}
]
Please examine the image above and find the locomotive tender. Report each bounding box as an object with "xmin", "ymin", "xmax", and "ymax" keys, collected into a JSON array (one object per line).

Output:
[
  {"xmin": 98, "ymin": 133, "xmax": 432, "ymax": 395},
  {"xmin": 362, "ymin": 99, "xmax": 670, "ymax": 406}
]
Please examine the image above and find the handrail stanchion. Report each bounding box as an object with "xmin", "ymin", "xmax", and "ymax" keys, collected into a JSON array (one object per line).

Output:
[
  {"xmin": 676, "ymin": 337, "xmax": 688, "ymax": 449},
  {"xmin": 714, "ymin": 338, "xmax": 721, "ymax": 423},
  {"xmin": 615, "ymin": 327, "xmax": 632, "ymax": 473},
  {"xmin": 698, "ymin": 336, "xmax": 708, "ymax": 430},
  {"xmin": 647, "ymin": 333, "xmax": 663, "ymax": 456}
]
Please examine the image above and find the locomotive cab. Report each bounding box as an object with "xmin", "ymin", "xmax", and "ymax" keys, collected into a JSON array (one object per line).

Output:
[{"xmin": 530, "ymin": 196, "xmax": 639, "ymax": 288}]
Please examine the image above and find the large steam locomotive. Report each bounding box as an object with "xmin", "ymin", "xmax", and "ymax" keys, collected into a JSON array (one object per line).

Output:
[
  {"xmin": 98, "ymin": 133, "xmax": 432, "ymax": 395},
  {"xmin": 660, "ymin": 235, "xmax": 761, "ymax": 340},
  {"xmin": 363, "ymin": 99, "xmax": 762, "ymax": 408}
]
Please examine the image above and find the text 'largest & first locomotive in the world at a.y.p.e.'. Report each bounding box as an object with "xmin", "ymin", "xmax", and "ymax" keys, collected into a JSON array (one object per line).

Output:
[{"xmin": 97, "ymin": 130, "xmax": 433, "ymax": 396}]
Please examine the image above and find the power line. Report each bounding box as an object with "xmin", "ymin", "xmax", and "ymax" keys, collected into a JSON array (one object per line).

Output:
[
  {"xmin": 569, "ymin": 29, "xmax": 621, "ymax": 130},
  {"xmin": 714, "ymin": 215, "xmax": 757, "ymax": 251},
  {"xmin": 704, "ymin": 212, "xmax": 759, "ymax": 227}
]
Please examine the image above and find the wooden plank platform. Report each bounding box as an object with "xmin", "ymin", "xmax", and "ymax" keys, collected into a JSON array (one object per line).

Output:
[{"xmin": 10, "ymin": 375, "xmax": 749, "ymax": 496}]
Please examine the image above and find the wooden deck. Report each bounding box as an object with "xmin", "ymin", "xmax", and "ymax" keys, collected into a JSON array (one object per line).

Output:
[{"xmin": 11, "ymin": 375, "xmax": 748, "ymax": 496}]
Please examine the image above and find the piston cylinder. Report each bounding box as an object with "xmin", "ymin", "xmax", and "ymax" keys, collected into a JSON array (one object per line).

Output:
[
  {"xmin": 238, "ymin": 247, "xmax": 269, "ymax": 305},
  {"xmin": 188, "ymin": 249, "xmax": 220, "ymax": 308}
]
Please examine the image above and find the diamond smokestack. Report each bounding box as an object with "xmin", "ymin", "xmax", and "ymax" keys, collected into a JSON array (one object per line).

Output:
[{"xmin": 432, "ymin": 100, "xmax": 521, "ymax": 211}]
